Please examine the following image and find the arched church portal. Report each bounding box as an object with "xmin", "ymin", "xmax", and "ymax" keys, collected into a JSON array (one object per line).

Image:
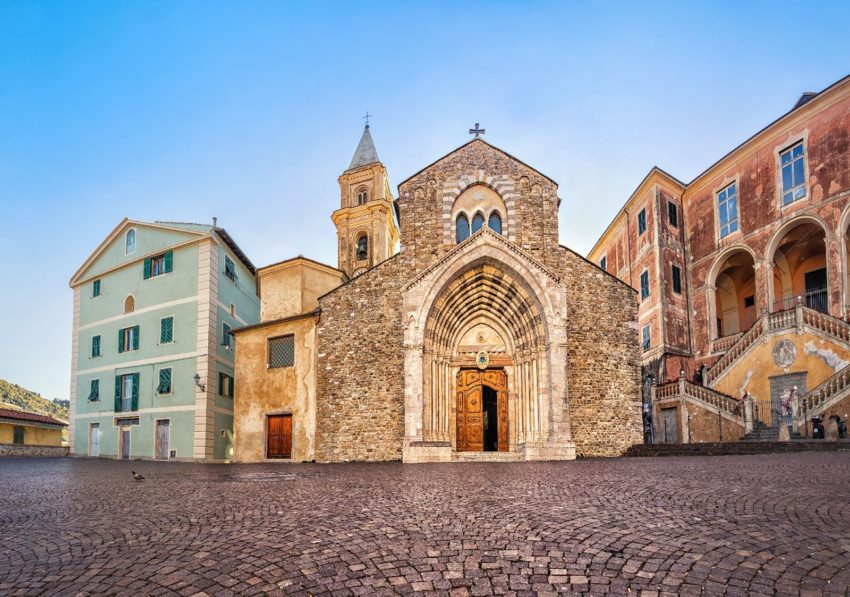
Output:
[{"xmin": 421, "ymin": 262, "xmax": 549, "ymax": 453}]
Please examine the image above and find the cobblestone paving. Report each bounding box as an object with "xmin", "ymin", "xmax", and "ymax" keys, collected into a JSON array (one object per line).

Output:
[{"xmin": 1, "ymin": 453, "xmax": 850, "ymax": 596}]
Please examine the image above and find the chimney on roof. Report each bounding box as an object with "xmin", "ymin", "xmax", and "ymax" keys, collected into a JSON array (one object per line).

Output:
[
  {"xmin": 213, "ymin": 217, "xmax": 218, "ymax": 228},
  {"xmin": 793, "ymin": 92, "xmax": 818, "ymax": 110}
]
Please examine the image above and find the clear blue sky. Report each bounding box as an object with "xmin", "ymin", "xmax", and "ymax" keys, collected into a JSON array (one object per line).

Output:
[{"xmin": 2, "ymin": 1, "xmax": 849, "ymax": 401}]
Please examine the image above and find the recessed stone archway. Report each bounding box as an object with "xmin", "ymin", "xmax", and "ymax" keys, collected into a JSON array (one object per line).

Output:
[{"xmin": 401, "ymin": 230, "xmax": 573, "ymax": 462}]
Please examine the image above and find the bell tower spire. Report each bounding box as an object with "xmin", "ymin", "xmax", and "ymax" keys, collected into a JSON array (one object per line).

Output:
[{"xmin": 332, "ymin": 122, "xmax": 399, "ymax": 278}]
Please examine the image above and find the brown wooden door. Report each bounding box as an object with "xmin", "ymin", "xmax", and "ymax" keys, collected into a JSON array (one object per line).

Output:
[
  {"xmin": 456, "ymin": 369, "xmax": 508, "ymax": 452},
  {"xmin": 267, "ymin": 415, "xmax": 292, "ymax": 458},
  {"xmin": 456, "ymin": 370, "xmax": 484, "ymax": 451}
]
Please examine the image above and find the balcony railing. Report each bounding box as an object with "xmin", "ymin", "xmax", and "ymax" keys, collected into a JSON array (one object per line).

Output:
[{"xmin": 773, "ymin": 287, "xmax": 828, "ymax": 314}]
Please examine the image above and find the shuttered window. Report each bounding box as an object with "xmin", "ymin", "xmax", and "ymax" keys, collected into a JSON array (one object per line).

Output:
[
  {"xmin": 157, "ymin": 368, "xmax": 172, "ymax": 394},
  {"xmin": 638, "ymin": 209, "xmax": 647, "ymax": 235},
  {"xmin": 268, "ymin": 335, "xmax": 295, "ymax": 369},
  {"xmin": 91, "ymin": 335, "xmax": 101, "ymax": 358},
  {"xmin": 160, "ymin": 317, "xmax": 174, "ymax": 344},
  {"xmin": 218, "ymin": 372, "xmax": 233, "ymax": 398},
  {"xmin": 118, "ymin": 326, "xmax": 139, "ymax": 353},
  {"xmin": 88, "ymin": 379, "xmax": 100, "ymax": 402},
  {"xmin": 144, "ymin": 251, "xmax": 173, "ymax": 279},
  {"xmin": 672, "ymin": 265, "xmax": 682, "ymax": 294},
  {"xmin": 222, "ymin": 323, "xmax": 233, "ymax": 349},
  {"xmin": 640, "ymin": 271, "xmax": 650, "ymax": 301},
  {"xmin": 115, "ymin": 373, "xmax": 140, "ymax": 412},
  {"xmin": 92, "ymin": 279, "xmax": 101, "ymax": 297},
  {"xmin": 224, "ymin": 256, "xmax": 237, "ymax": 281}
]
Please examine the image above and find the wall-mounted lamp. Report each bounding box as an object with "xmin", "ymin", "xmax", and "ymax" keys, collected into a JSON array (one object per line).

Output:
[{"xmin": 193, "ymin": 373, "xmax": 205, "ymax": 392}]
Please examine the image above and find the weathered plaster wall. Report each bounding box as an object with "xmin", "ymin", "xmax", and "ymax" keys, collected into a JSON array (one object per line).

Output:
[
  {"xmin": 711, "ymin": 331, "xmax": 850, "ymax": 403},
  {"xmin": 233, "ymin": 316, "xmax": 318, "ymax": 462},
  {"xmin": 0, "ymin": 423, "xmax": 64, "ymax": 446}
]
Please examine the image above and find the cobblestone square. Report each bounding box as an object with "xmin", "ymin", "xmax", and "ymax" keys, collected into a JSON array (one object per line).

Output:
[{"xmin": 1, "ymin": 453, "xmax": 849, "ymax": 595}]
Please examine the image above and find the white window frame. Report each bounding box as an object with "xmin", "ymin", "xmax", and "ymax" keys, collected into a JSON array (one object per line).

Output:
[
  {"xmin": 779, "ymin": 140, "xmax": 807, "ymax": 207},
  {"xmin": 716, "ymin": 181, "xmax": 739, "ymax": 239},
  {"xmin": 125, "ymin": 228, "xmax": 136, "ymax": 255}
]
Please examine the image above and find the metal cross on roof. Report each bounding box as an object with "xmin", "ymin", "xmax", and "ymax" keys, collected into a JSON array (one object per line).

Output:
[
  {"xmin": 363, "ymin": 111, "xmax": 373, "ymax": 127},
  {"xmin": 469, "ymin": 123, "xmax": 485, "ymax": 138}
]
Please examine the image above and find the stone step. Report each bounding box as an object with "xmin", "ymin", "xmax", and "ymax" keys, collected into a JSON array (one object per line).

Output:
[{"xmin": 626, "ymin": 440, "xmax": 850, "ymax": 457}]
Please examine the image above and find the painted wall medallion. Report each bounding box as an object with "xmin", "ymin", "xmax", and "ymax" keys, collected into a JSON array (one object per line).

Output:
[
  {"xmin": 772, "ymin": 339, "xmax": 797, "ymax": 368},
  {"xmin": 476, "ymin": 350, "xmax": 489, "ymax": 370}
]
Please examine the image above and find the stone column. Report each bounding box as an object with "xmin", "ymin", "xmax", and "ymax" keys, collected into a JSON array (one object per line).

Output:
[{"xmin": 827, "ymin": 233, "xmax": 843, "ymax": 317}]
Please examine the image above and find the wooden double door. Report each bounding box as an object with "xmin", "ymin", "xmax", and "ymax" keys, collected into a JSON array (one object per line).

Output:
[
  {"xmin": 456, "ymin": 369, "xmax": 508, "ymax": 452},
  {"xmin": 267, "ymin": 414, "xmax": 293, "ymax": 459}
]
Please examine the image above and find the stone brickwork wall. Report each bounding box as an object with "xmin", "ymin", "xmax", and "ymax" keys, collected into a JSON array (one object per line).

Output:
[
  {"xmin": 1, "ymin": 444, "xmax": 69, "ymax": 457},
  {"xmin": 551, "ymin": 246, "xmax": 644, "ymax": 457},
  {"xmin": 397, "ymin": 139, "xmax": 560, "ymax": 267},
  {"xmin": 315, "ymin": 256, "xmax": 410, "ymax": 462},
  {"xmin": 315, "ymin": 139, "xmax": 643, "ymax": 461}
]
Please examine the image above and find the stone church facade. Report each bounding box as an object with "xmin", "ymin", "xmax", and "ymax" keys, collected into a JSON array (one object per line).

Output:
[{"xmin": 234, "ymin": 127, "xmax": 642, "ymax": 463}]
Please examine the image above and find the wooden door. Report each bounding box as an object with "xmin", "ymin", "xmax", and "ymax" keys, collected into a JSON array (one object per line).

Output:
[
  {"xmin": 660, "ymin": 408, "xmax": 678, "ymax": 444},
  {"xmin": 456, "ymin": 369, "xmax": 508, "ymax": 452},
  {"xmin": 155, "ymin": 420, "xmax": 170, "ymax": 460},
  {"xmin": 89, "ymin": 423, "xmax": 100, "ymax": 457},
  {"xmin": 120, "ymin": 429, "xmax": 131, "ymax": 459},
  {"xmin": 267, "ymin": 414, "xmax": 292, "ymax": 458},
  {"xmin": 456, "ymin": 371, "xmax": 484, "ymax": 451}
]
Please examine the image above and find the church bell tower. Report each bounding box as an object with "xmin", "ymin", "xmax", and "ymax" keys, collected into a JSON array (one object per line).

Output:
[{"xmin": 332, "ymin": 124, "xmax": 399, "ymax": 278}]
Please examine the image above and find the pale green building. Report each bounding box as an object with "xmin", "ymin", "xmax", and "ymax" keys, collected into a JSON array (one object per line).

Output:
[{"xmin": 69, "ymin": 219, "xmax": 259, "ymax": 461}]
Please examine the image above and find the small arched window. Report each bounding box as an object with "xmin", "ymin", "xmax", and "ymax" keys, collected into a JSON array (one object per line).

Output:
[
  {"xmin": 356, "ymin": 188, "xmax": 368, "ymax": 205},
  {"xmin": 456, "ymin": 214, "xmax": 470, "ymax": 243},
  {"xmin": 124, "ymin": 295, "xmax": 135, "ymax": 314},
  {"xmin": 488, "ymin": 212, "xmax": 502, "ymax": 235},
  {"xmin": 125, "ymin": 229, "xmax": 136, "ymax": 254},
  {"xmin": 356, "ymin": 234, "xmax": 368, "ymax": 261},
  {"xmin": 472, "ymin": 212, "xmax": 485, "ymax": 234}
]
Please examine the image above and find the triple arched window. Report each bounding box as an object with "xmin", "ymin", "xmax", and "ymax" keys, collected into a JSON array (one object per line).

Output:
[
  {"xmin": 455, "ymin": 210, "xmax": 503, "ymax": 243},
  {"xmin": 356, "ymin": 234, "xmax": 368, "ymax": 261}
]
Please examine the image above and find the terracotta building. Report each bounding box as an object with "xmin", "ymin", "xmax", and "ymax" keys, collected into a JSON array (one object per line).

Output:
[
  {"xmin": 589, "ymin": 74, "xmax": 850, "ymax": 443},
  {"xmin": 233, "ymin": 125, "xmax": 642, "ymax": 463}
]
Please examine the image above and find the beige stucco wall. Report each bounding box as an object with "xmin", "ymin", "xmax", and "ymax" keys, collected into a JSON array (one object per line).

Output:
[
  {"xmin": 0, "ymin": 422, "xmax": 64, "ymax": 446},
  {"xmin": 712, "ymin": 330, "xmax": 850, "ymax": 402},
  {"xmin": 233, "ymin": 316, "xmax": 318, "ymax": 462},
  {"xmin": 258, "ymin": 260, "xmax": 343, "ymax": 322}
]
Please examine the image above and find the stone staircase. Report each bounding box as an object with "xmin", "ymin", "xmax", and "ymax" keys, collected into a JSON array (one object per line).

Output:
[
  {"xmin": 740, "ymin": 422, "xmax": 802, "ymax": 442},
  {"xmin": 706, "ymin": 304, "xmax": 850, "ymax": 385},
  {"xmin": 626, "ymin": 440, "xmax": 850, "ymax": 458}
]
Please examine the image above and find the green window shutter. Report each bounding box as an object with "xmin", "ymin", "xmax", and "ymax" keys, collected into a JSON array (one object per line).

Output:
[
  {"xmin": 230, "ymin": 375, "xmax": 234, "ymax": 398},
  {"xmin": 131, "ymin": 373, "xmax": 139, "ymax": 411},
  {"xmin": 157, "ymin": 368, "xmax": 172, "ymax": 394},
  {"xmin": 164, "ymin": 251, "xmax": 173, "ymax": 273},
  {"xmin": 161, "ymin": 317, "xmax": 173, "ymax": 343},
  {"xmin": 92, "ymin": 279, "xmax": 101, "ymax": 297},
  {"xmin": 143, "ymin": 258, "xmax": 152, "ymax": 279},
  {"xmin": 132, "ymin": 326, "xmax": 139, "ymax": 350},
  {"xmin": 218, "ymin": 372, "xmax": 225, "ymax": 396},
  {"xmin": 114, "ymin": 376, "xmax": 122, "ymax": 411},
  {"xmin": 118, "ymin": 329, "xmax": 125, "ymax": 353}
]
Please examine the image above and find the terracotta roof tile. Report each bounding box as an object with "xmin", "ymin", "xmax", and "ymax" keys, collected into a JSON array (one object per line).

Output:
[{"xmin": 0, "ymin": 408, "xmax": 67, "ymax": 426}]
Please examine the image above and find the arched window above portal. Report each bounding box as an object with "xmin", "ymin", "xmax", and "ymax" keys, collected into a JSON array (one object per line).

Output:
[
  {"xmin": 488, "ymin": 212, "xmax": 502, "ymax": 235},
  {"xmin": 451, "ymin": 184, "xmax": 508, "ymax": 241},
  {"xmin": 456, "ymin": 214, "xmax": 470, "ymax": 243}
]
